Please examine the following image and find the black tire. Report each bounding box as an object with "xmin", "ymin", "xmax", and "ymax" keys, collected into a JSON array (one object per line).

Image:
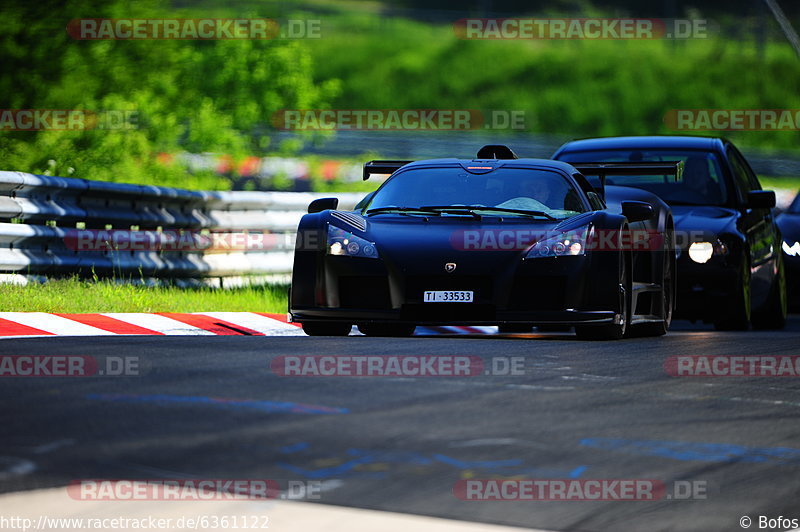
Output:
[
  {"xmin": 631, "ymin": 230, "xmax": 675, "ymax": 337},
  {"xmin": 751, "ymin": 254, "xmax": 787, "ymax": 330},
  {"xmin": 498, "ymin": 324, "xmax": 533, "ymax": 333},
  {"xmin": 301, "ymin": 322, "xmax": 352, "ymax": 336},
  {"xmin": 357, "ymin": 323, "xmax": 416, "ymax": 337},
  {"xmin": 714, "ymin": 258, "xmax": 751, "ymax": 331},
  {"xmin": 575, "ymin": 252, "xmax": 630, "ymax": 341}
]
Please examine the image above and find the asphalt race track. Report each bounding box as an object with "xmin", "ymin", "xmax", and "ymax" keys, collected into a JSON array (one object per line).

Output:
[{"xmin": 2, "ymin": 318, "xmax": 800, "ymax": 532}]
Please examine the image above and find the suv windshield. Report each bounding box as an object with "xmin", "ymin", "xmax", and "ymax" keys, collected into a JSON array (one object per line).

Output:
[
  {"xmin": 787, "ymin": 194, "xmax": 800, "ymax": 214},
  {"xmin": 364, "ymin": 167, "xmax": 587, "ymax": 219},
  {"xmin": 557, "ymin": 149, "xmax": 729, "ymax": 206}
]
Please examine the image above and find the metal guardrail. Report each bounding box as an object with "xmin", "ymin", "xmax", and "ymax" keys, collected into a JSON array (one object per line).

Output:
[
  {"xmin": 1, "ymin": 169, "xmax": 796, "ymax": 283},
  {"xmin": 0, "ymin": 171, "xmax": 363, "ymax": 280}
]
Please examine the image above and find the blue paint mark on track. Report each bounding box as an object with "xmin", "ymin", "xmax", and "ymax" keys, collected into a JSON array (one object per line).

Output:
[
  {"xmin": 275, "ymin": 443, "xmax": 589, "ymax": 480},
  {"xmin": 432, "ymin": 453, "xmax": 523, "ymax": 470},
  {"xmin": 86, "ymin": 393, "xmax": 348, "ymax": 415},
  {"xmin": 346, "ymin": 448, "xmax": 433, "ymax": 465},
  {"xmin": 277, "ymin": 457, "xmax": 388, "ymax": 479},
  {"xmin": 280, "ymin": 442, "xmax": 311, "ymax": 454},
  {"xmin": 580, "ymin": 438, "xmax": 800, "ymax": 466}
]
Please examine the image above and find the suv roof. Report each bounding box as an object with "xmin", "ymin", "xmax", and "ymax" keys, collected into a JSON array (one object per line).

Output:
[{"xmin": 555, "ymin": 135, "xmax": 725, "ymax": 153}]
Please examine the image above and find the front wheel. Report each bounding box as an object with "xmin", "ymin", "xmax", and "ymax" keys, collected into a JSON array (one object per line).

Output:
[
  {"xmin": 301, "ymin": 322, "xmax": 352, "ymax": 336},
  {"xmin": 575, "ymin": 253, "xmax": 630, "ymax": 341},
  {"xmin": 751, "ymin": 255, "xmax": 787, "ymax": 330},
  {"xmin": 714, "ymin": 258, "xmax": 751, "ymax": 331}
]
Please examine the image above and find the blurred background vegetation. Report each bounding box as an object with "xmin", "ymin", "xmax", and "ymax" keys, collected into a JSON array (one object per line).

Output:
[{"xmin": 1, "ymin": 0, "xmax": 799, "ymax": 191}]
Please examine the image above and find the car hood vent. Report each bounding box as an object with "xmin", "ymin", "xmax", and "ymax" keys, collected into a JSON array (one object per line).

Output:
[{"xmin": 331, "ymin": 210, "xmax": 367, "ymax": 232}]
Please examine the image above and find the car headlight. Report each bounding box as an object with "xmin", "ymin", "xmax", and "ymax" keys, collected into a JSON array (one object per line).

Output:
[
  {"xmin": 783, "ymin": 241, "xmax": 800, "ymax": 257},
  {"xmin": 525, "ymin": 227, "xmax": 589, "ymax": 258},
  {"xmin": 688, "ymin": 242, "xmax": 714, "ymax": 263},
  {"xmin": 688, "ymin": 240, "xmax": 728, "ymax": 264},
  {"xmin": 327, "ymin": 225, "xmax": 378, "ymax": 258}
]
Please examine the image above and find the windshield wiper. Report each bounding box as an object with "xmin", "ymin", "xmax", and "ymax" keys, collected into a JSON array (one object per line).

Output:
[
  {"xmin": 418, "ymin": 205, "xmax": 557, "ymax": 221},
  {"xmin": 415, "ymin": 205, "xmax": 482, "ymax": 219},
  {"xmin": 365, "ymin": 206, "xmax": 442, "ymax": 216}
]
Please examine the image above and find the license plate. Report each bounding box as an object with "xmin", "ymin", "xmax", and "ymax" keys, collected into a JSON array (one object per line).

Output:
[{"xmin": 423, "ymin": 290, "xmax": 474, "ymax": 303}]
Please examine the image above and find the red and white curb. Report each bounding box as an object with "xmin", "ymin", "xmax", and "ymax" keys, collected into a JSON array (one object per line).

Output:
[
  {"xmin": 0, "ymin": 312, "xmax": 301, "ymax": 338},
  {"xmin": 0, "ymin": 312, "xmax": 498, "ymax": 338}
]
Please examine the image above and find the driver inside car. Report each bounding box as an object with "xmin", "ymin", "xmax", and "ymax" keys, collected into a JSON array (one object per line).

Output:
[
  {"xmin": 496, "ymin": 178, "xmax": 555, "ymax": 211},
  {"xmin": 682, "ymin": 154, "xmax": 724, "ymax": 204}
]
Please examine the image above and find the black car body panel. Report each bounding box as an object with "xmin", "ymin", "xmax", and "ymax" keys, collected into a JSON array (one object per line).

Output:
[
  {"xmin": 290, "ymin": 153, "xmax": 676, "ymax": 337},
  {"xmin": 554, "ymin": 135, "xmax": 783, "ymax": 324}
]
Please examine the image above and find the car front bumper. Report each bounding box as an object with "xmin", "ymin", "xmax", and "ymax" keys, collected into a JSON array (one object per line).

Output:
[
  {"xmin": 290, "ymin": 252, "xmax": 623, "ymax": 326},
  {"xmin": 673, "ymin": 251, "xmax": 742, "ymax": 321}
]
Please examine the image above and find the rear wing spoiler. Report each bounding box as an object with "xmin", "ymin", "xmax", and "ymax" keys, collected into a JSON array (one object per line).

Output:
[
  {"xmin": 363, "ymin": 160, "xmax": 414, "ymax": 180},
  {"xmin": 571, "ymin": 161, "xmax": 684, "ymax": 199},
  {"xmin": 362, "ymin": 145, "xmax": 520, "ymax": 179},
  {"xmin": 476, "ymin": 145, "xmax": 518, "ymax": 159}
]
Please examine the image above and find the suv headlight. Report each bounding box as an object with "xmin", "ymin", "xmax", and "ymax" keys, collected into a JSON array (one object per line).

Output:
[
  {"xmin": 783, "ymin": 241, "xmax": 800, "ymax": 257},
  {"xmin": 327, "ymin": 225, "xmax": 378, "ymax": 258},
  {"xmin": 688, "ymin": 239, "xmax": 728, "ymax": 264},
  {"xmin": 525, "ymin": 227, "xmax": 589, "ymax": 258}
]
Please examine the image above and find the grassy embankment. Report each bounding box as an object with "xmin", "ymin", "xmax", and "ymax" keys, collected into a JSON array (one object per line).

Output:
[{"xmin": 0, "ymin": 278, "xmax": 289, "ymax": 313}]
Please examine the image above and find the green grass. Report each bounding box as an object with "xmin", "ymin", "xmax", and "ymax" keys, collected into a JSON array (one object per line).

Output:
[
  {"xmin": 761, "ymin": 176, "xmax": 800, "ymax": 193},
  {"xmin": 0, "ymin": 278, "xmax": 289, "ymax": 313},
  {"xmin": 305, "ymin": 13, "xmax": 800, "ymax": 152}
]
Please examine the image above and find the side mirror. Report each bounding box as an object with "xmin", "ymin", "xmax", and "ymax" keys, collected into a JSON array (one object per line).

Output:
[
  {"xmin": 747, "ymin": 190, "xmax": 776, "ymax": 210},
  {"xmin": 308, "ymin": 197, "xmax": 338, "ymax": 214},
  {"xmin": 621, "ymin": 201, "xmax": 654, "ymax": 223}
]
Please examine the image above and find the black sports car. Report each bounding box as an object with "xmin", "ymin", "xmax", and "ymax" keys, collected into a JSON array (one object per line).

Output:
[
  {"xmin": 289, "ymin": 145, "xmax": 676, "ymax": 340},
  {"xmin": 776, "ymin": 192, "xmax": 800, "ymax": 309},
  {"xmin": 554, "ymin": 136, "xmax": 786, "ymax": 330}
]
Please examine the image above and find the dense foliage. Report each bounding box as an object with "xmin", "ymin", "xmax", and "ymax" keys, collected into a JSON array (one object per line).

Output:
[
  {"xmin": 2, "ymin": 1, "xmax": 799, "ymax": 191},
  {"xmin": 0, "ymin": 0, "xmax": 338, "ymax": 188}
]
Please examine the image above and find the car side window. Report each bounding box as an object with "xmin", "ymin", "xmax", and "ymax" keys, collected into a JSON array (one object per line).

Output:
[
  {"xmin": 572, "ymin": 173, "xmax": 604, "ymax": 210},
  {"xmin": 586, "ymin": 191, "xmax": 604, "ymax": 211},
  {"xmin": 732, "ymin": 146, "xmax": 762, "ymax": 191},
  {"xmin": 726, "ymin": 147, "xmax": 752, "ymax": 202}
]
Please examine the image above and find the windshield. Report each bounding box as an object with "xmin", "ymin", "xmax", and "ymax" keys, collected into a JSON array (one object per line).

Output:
[
  {"xmin": 364, "ymin": 167, "xmax": 587, "ymax": 219},
  {"xmin": 557, "ymin": 149, "xmax": 729, "ymax": 206},
  {"xmin": 787, "ymin": 194, "xmax": 800, "ymax": 213}
]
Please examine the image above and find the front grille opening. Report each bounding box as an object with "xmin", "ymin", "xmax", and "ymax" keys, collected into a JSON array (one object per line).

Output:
[
  {"xmin": 339, "ymin": 276, "xmax": 391, "ymax": 309},
  {"xmin": 509, "ymin": 276, "xmax": 566, "ymax": 311}
]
